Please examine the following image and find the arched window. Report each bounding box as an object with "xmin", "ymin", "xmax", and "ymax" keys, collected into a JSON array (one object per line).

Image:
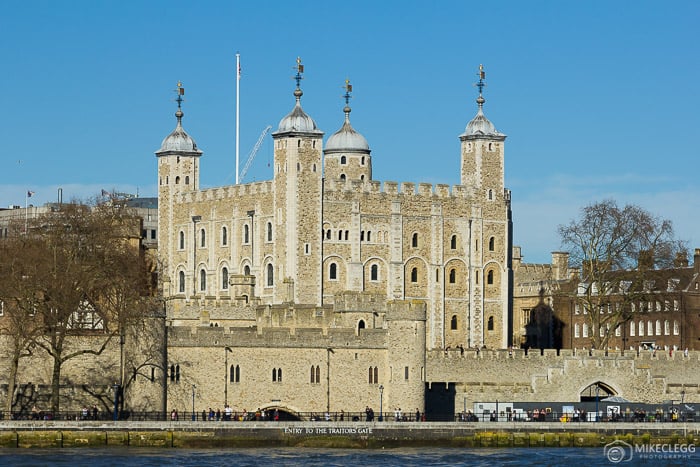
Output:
[
  {"xmin": 244, "ymin": 265, "xmax": 251, "ymax": 276},
  {"xmin": 411, "ymin": 267, "xmax": 418, "ymax": 283},
  {"xmin": 200, "ymin": 228, "xmax": 206, "ymax": 248},
  {"xmin": 450, "ymin": 315, "xmax": 458, "ymax": 330},
  {"xmin": 450, "ymin": 235, "xmax": 457, "ymax": 249},
  {"xmin": 638, "ymin": 321, "xmax": 644, "ymax": 336},
  {"xmin": 340, "ymin": 155, "xmax": 347, "ymax": 165},
  {"xmin": 230, "ymin": 365, "xmax": 235, "ymax": 383},
  {"xmin": 655, "ymin": 320, "xmax": 661, "ymax": 336},
  {"xmin": 489, "ymin": 237, "xmax": 495, "ymax": 251},
  {"xmin": 367, "ymin": 231, "xmax": 371, "ymax": 241},
  {"xmin": 200, "ymin": 269, "xmax": 206, "ymax": 292},
  {"xmin": 311, "ymin": 366, "xmax": 316, "ymax": 383},
  {"xmin": 326, "ymin": 229, "xmax": 331, "ymax": 240},
  {"xmin": 368, "ymin": 367, "xmax": 374, "ymax": 384},
  {"xmin": 449, "ymin": 269, "xmax": 456, "ymax": 284},
  {"xmin": 488, "ymin": 189, "xmax": 493, "ymax": 200},
  {"xmin": 179, "ymin": 271, "xmax": 185, "ymax": 293},
  {"xmin": 316, "ymin": 365, "xmax": 320, "ymax": 384},
  {"xmin": 179, "ymin": 231, "xmax": 185, "ymax": 249},
  {"xmin": 175, "ymin": 176, "xmax": 180, "ymax": 184},
  {"xmin": 267, "ymin": 263, "xmax": 274, "ymax": 286},
  {"xmin": 344, "ymin": 230, "xmax": 349, "ymax": 240},
  {"xmin": 329, "ymin": 263, "xmax": 337, "ymax": 280},
  {"xmin": 487, "ymin": 270, "xmax": 494, "ymax": 285},
  {"xmin": 647, "ymin": 320, "xmax": 653, "ymax": 336},
  {"xmin": 222, "ymin": 267, "xmax": 229, "ymax": 290},
  {"xmin": 244, "ymin": 224, "xmax": 250, "ymax": 244},
  {"xmin": 185, "ymin": 176, "xmax": 190, "ymax": 185},
  {"xmin": 340, "ymin": 173, "xmax": 346, "ymax": 181},
  {"xmin": 411, "ymin": 233, "xmax": 418, "ymax": 248},
  {"xmin": 487, "ymin": 316, "xmax": 494, "ymax": 331},
  {"xmin": 222, "ymin": 226, "xmax": 228, "ymax": 246},
  {"xmin": 575, "ymin": 323, "xmax": 580, "ymax": 338},
  {"xmin": 267, "ymin": 222, "xmax": 272, "ymax": 241},
  {"xmin": 272, "ymin": 369, "xmax": 277, "ymax": 382},
  {"xmin": 370, "ymin": 264, "xmax": 378, "ymax": 281},
  {"xmin": 235, "ymin": 365, "xmax": 240, "ymax": 383},
  {"xmin": 673, "ymin": 320, "xmax": 679, "ymax": 335},
  {"xmin": 583, "ymin": 323, "xmax": 589, "ymax": 337},
  {"xmin": 664, "ymin": 320, "xmax": 670, "ymax": 335},
  {"xmin": 373, "ymin": 367, "xmax": 378, "ymax": 384},
  {"xmin": 358, "ymin": 320, "xmax": 366, "ymax": 332},
  {"xmin": 630, "ymin": 320, "xmax": 635, "ymax": 336},
  {"xmin": 338, "ymin": 230, "xmax": 343, "ymax": 240}
]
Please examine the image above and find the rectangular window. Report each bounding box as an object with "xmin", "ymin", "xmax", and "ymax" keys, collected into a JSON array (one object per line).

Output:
[
  {"xmin": 404, "ymin": 366, "xmax": 409, "ymax": 381},
  {"xmin": 151, "ymin": 229, "xmax": 156, "ymax": 240}
]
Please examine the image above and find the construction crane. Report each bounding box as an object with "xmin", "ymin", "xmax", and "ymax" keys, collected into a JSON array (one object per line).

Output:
[{"xmin": 239, "ymin": 125, "xmax": 272, "ymax": 184}]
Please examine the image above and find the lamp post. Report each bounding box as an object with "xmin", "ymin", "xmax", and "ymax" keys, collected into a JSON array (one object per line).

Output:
[
  {"xmin": 112, "ymin": 383, "xmax": 120, "ymax": 421},
  {"xmin": 191, "ymin": 215, "xmax": 201, "ymax": 296},
  {"xmin": 191, "ymin": 384, "xmax": 196, "ymax": 421},
  {"xmin": 379, "ymin": 385, "xmax": 384, "ymax": 422},
  {"xmin": 595, "ymin": 384, "xmax": 600, "ymax": 422},
  {"xmin": 224, "ymin": 346, "xmax": 232, "ymax": 406},
  {"xmin": 326, "ymin": 348, "xmax": 334, "ymax": 415}
]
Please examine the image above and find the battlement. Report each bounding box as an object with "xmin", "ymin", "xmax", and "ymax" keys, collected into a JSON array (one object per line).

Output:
[
  {"xmin": 167, "ymin": 323, "xmax": 389, "ymax": 348},
  {"xmin": 323, "ymin": 178, "xmax": 471, "ymax": 199},
  {"xmin": 427, "ymin": 348, "xmax": 700, "ymax": 361},
  {"xmin": 178, "ymin": 180, "xmax": 274, "ymax": 203}
]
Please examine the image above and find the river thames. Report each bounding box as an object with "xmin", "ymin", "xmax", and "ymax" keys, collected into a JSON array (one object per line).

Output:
[{"xmin": 0, "ymin": 446, "xmax": 694, "ymax": 466}]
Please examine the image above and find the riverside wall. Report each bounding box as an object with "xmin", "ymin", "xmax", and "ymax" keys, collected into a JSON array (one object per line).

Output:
[{"xmin": 1, "ymin": 421, "xmax": 699, "ymax": 449}]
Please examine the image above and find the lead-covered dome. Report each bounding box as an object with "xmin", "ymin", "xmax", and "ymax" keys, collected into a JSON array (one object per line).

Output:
[
  {"xmin": 325, "ymin": 106, "xmax": 370, "ymax": 153},
  {"xmin": 156, "ymin": 109, "xmax": 203, "ymax": 155},
  {"xmin": 274, "ymin": 88, "xmax": 323, "ymax": 136},
  {"xmin": 461, "ymin": 96, "xmax": 504, "ymax": 139}
]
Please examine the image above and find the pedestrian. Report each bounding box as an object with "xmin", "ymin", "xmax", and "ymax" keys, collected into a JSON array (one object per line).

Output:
[{"xmin": 92, "ymin": 404, "xmax": 99, "ymax": 420}]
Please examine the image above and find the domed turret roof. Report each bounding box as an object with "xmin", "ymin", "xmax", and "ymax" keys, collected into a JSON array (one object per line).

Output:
[
  {"xmin": 276, "ymin": 92, "xmax": 322, "ymax": 134},
  {"xmin": 273, "ymin": 58, "xmax": 323, "ymax": 137},
  {"xmin": 462, "ymin": 104, "xmax": 503, "ymax": 138},
  {"xmin": 157, "ymin": 109, "xmax": 203, "ymax": 155},
  {"xmin": 325, "ymin": 106, "xmax": 370, "ymax": 153}
]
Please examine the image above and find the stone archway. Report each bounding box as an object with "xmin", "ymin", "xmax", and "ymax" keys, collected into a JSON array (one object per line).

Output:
[
  {"xmin": 258, "ymin": 404, "xmax": 303, "ymax": 421},
  {"xmin": 580, "ymin": 381, "xmax": 616, "ymax": 402}
]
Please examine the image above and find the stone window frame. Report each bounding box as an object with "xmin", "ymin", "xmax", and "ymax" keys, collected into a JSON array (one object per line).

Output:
[
  {"xmin": 266, "ymin": 222, "xmax": 273, "ymax": 242},
  {"xmin": 370, "ymin": 264, "xmax": 379, "ymax": 282},
  {"xmin": 178, "ymin": 270, "xmax": 186, "ymax": 293},
  {"xmin": 329, "ymin": 262, "xmax": 338, "ymax": 281},
  {"xmin": 222, "ymin": 226, "xmax": 228, "ymax": 246},
  {"xmin": 221, "ymin": 266, "xmax": 229, "ymax": 290},
  {"xmin": 450, "ymin": 315, "xmax": 458, "ymax": 330},
  {"xmin": 179, "ymin": 231, "xmax": 185, "ymax": 250}
]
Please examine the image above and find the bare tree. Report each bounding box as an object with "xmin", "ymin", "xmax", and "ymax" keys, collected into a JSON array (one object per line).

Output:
[
  {"xmin": 1, "ymin": 201, "xmax": 152, "ymax": 414},
  {"xmin": 558, "ymin": 199, "xmax": 686, "ymax": 350}
]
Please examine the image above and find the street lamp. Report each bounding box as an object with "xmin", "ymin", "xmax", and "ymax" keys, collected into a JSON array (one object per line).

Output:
[
  {"xmin": 224, "ymin": 346, "xmax": 232, "ymax": 406},
  {"xmin": 326, "ymin": 348, "xmax": 334, "ymax": 415},
  {"xmin": 191, "ymin": 215, "xmax": 201, "ymax": 296},
  {"xmin": 112, "ymin": 383, "xmax": 120, "ymax": 421},
  {"xmin": 379, "ymin": 385, "xmax": 384, "ymax": 422},
  {"xmin": 191, "ymin": 384, "xmax": 196, "ymax": 421},
  {"xmin": 595, "ymin": 384, "xmax": 600, "ymax": 422}
]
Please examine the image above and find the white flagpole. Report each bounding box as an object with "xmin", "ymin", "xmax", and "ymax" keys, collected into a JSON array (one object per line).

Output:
[
  {"xmin": 25, "ymin": 191, "xmax": 28, "ymax": 234},
  {"xmin": 235, "ymin": 52, "xmax": 241, "ymax": 185}
]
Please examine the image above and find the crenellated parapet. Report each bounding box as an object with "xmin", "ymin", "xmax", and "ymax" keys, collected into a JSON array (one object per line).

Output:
[{"xmin": 323, "ymin": 178, "xmax": 472, "ymax": 199}]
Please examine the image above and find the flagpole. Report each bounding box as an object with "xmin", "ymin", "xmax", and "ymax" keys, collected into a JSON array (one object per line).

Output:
[
  {"xmin": 25, "ymin": 191, "xmax": 28, "ymax": 234},
  {"xmin": 235, "ymin": 52, "xmax": 240, "ymax": 185}
]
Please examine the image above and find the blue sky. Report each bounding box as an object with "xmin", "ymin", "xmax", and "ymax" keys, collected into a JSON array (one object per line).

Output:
[{"xmin": 1, "ymin": 1, "xmax": 698, "ymax": 264}]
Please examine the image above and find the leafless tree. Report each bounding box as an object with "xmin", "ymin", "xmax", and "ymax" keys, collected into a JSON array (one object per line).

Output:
[{"xmin": 558, "ymin": 199, "xmax": 687, "ymax": 350}]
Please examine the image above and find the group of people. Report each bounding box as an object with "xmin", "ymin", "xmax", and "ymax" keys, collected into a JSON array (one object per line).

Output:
[{"xmin": 170, "ymin": 405, "xmax": 281, "ymax": 422}]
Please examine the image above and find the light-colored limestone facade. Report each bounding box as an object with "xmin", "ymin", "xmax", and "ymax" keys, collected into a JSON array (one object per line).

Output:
[{"xmin": 156, "ymin": 62, "xmax": 512, "ymax": 416}]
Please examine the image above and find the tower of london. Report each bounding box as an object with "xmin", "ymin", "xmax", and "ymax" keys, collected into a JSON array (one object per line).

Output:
[{"xmin": 153, "ymin": 60, "xmax": 513, "ymax": 415}]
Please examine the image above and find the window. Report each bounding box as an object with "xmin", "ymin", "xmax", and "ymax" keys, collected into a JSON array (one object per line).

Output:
[
  {"xmin": 338, "ymin": 230, "xmax": 343, "ymax": 240},
  {"xmin": 185, "ymin": 175, "xmax": 190, "ymax": 185},
  {"xmin": 673, "ymin": 320, "xmax": 679, "ymax": 335},
  {"xmin": 341, "ymin": 155, "xmax": 347, "ymax": 165},
  {"xmin": 367, "ymin": 231, "xmax": 371, "ymax": 242},
  {"xmin": 200, "ymin": 269, "xmax": 206, "ymax": 292},
  {"xmin": 583, "ymin": 323, "xmax": 589, "ymax": 337},
  {"xmin": 411, "ymin": 233, "xmax": 418, "ymax": 248},
  {"xmin": 449, "ymin": 269, "xmax": 456, "ymax": 284},
  {"xmin": 267, "ymin": 222, "xmax": 272, "ymax": 241},
  {"xmin": 222, "ymin": 226, "xmax": 228, "ymax": 246},
  {"xmin": 150, "ymin": 229, "xmax": 156, "ymax": 240},
  {"xmin": 340, "ymin": 173, "xmax": 346, "ymax": 181},
  {"xmin": 370, "ymin": 264, "xmax": 378, "ymax": 281},
  {"xmin": 179, "ymin": 271, "xmax": 185, "ymax": 293},
  {"xmin": 488, "ymin": 237, "xmax": 495, "ymax": 251},
  {"xmin": 179, "ymin": 231, "xmax": 185, "ymax": 249},
  {"xmin": 360, "ymin": 231, "xmax": 364, "ymax": 241},
  {"xmin": 368, "ymin": 367, "xmax": 374, "ymax": 384},
  {"xmin": 450, "ymin": 315, "xmax": 457, "ymax": 330},
  {"xmin": 244, "ymin": 265, "xmax": 251, "ymax": 276},
  {"xmin": 488, "ymin": 189, "xmax": 493, "ymax": 200},
  {"xmin": 222, "ymin": 267, "xmax": 229, "ymax": 290},
  {"xmin": 450, "ymin": 235, "xmax": 457, "ymax": 249},
  {"xmin": 329, "ymin": 263, "xmax": 337, "ymax": 280},
  {"xmin": 267, "ymin": 263, "xmax": 274, "ymax": 286},
  {"xmin": 630, "ymin": 321, "xmax": 635, "ymax": 336},
  {"xmin": 311, "ymin": 366, "xmax": 321, "ymax": 384},
  {"xmin": 200, "ymin": 229, "xmax": 206, "ymax": 248},
  {"xmin": 272, "ymin": 368, "xmax": 282, "ymax": 382},
  {"xmin": 404, "ymin": 366, "xmax": 409, "ymax": 381},
  {"xmin": 574, "ymin": 323, "xmax": 580, "ymax": 338},
  {"xmin": 411, "ymin": 267, "xmax": 418, "ymax": 283},
  {"xmin": 361, "ymin": 156, "xmax": 365, "ymax": 165},
  {"xmin": 487, "ymin": 270, "xmax": 494, "ymax": 285},
  {"xmin": 655, "ymin": 320, "xmax": 661, "ymax": 336},
  {"xmin": 487, "ymin": 316, "xmax": 494, "ymax": 331},
  {"xmin": 326, "ymin": 229, "xmax": 332, "ymax": 240},
  {"xmin": 638, "ymin": 321, "xmax": 644, "ymax": 336},
  {"xmin": 664, "ymin": 320, "xmax": 670, "ymax": 335},
  {"xmin": 244, "ymin": 224, "xmax": 250, "ymax": 244},
  {"xmin": 175, "ymin": 176, "xmax": 180, "ymax": 184},
  {"xmin": 647, "ymin": 320, "xmax": 653, "ymax": 336}
]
